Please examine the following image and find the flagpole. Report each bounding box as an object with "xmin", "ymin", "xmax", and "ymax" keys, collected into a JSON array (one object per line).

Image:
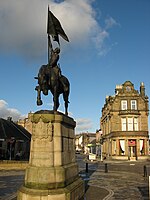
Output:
[
  {"xmin": 47, "ymin": 5, "xmax": 53, "ymax": 64},
  {"xmin": 48, "ymin": 34, "xmax": 50, "ymax": 64},
  {"xmin": 48, "ymin": 34, "xmax": 53, "ymax": 64}
]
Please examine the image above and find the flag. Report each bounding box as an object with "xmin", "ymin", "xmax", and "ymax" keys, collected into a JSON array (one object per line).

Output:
[{"xmin": 47, "ymin": 8, "xmax": 69, "ymax": 44}]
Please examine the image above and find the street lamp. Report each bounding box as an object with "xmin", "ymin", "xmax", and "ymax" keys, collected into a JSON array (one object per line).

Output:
[
  {"xmin": 8, "ymin": 137, "xmax": 16, "ymax": 160},
  {"xmin": 100, "ymin": 138, "xmax": 104, "ymax": 161}
]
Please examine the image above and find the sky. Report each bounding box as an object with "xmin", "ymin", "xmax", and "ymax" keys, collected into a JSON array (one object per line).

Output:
[{"xmin": 0, "ymin": 0, "xmax": 150, "ymax": 134}]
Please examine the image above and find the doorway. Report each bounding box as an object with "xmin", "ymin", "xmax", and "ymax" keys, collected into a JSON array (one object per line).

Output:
[{"xmin": 128, "ymin": 140, "xmax": 137, "ymax": 160}]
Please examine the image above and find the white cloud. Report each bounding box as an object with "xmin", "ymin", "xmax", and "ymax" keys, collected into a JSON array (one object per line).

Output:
[
  {"xmin": 0, "ymin": 99, "xmax": 93, "ymax": 132},
  {"xmin": 105, "ymin": 17, "xmax": 118, "ymax": 30},
  {"xmin": 0, "ymin": 0, "xmax": 117, "ymax": 59},
  {"xmin": 75, "ymin": 118, "xmax": 93, "ymax": 133},
  {"xmin": 0, "ymin": 100, "xmax": 24, "ymax": 121}
]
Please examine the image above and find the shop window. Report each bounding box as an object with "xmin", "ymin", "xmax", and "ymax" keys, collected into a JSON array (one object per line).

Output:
[
  {"xmin": 140, "ymin": 139, "xmax": 144, "ymax": 155},
  {"xmin": 119, "ymin": 140, "xmax": 125, "ymax": 155}
]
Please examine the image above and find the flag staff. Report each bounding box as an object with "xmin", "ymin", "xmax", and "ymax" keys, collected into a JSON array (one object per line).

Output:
[
  {"xmin": 48, "ymin": 34, "xmax": 53, "ymax": 64},
  {"xmin": 47, "ymin": 5, "xmax": 69, "ymax": 64},
  {"xmin": 47, "ymin": 6, "xmax": 53, "ymax": 64}
]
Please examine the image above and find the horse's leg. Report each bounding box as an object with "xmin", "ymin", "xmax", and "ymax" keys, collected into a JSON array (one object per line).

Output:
[
  {"xmin": 56, "ymin": 94, "xmax": 60, "ymax": 110},
  {"xmin": 53, "ymin": 87, "xmax": 59, "ymax": 111},
  {"xmin": 63, "ymin": 91, "xmax": 69, "ymax": 115},
  {"xmin": 35, "ymin": 85, "xmax": 43, "ymax": 105},
  {"xmin": 53, "ymin": 96, "xmax": 59, "ymax": 111}
]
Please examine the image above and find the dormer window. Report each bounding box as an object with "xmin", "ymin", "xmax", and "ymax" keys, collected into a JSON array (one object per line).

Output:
[
  {"xmin": 121, "ymin": 100, "xmax": 127, "ymax": 110},
  {"xmin": 131, "ymin": 100, "xmax": 137, "ymax": 110}
]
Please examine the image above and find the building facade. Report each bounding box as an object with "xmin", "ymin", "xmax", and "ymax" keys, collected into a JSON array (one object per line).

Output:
[
  {"xmin": 75, "ymin": 132, "xmax": 96, "ymax": 154},
  {"xmin": 17, "ymin": 112, "xmax": 33, "ymax": 134},
  {"xmin": 0, "ymin": 117, "xmax": 31, "ymax": 160},
  {"xmin": 100, "ymin": 81, "xmax": 149, "ymax": 160}
]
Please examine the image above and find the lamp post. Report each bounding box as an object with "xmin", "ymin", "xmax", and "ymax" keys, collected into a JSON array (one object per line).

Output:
[
  {"xmin": 8, "ymin": 137, "xmax": 16, "ymax": 160},
  {"xmin": 97, "ymin": 129, "xmax": 103, "ymax": 161},
  {"xmin": 100, "ymin": 138, "xmax": 103, "ymax": 161}
]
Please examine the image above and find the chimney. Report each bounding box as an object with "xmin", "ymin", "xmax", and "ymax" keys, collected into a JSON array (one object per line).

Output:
[
  {"xmin": 115, "ymin": 85, "xmax": 122, "ymax": 94},
  {"xmin": 140, "ymin": 82, "xmax": 145, "ymax": 97},
  {"xmin": 7, "ymin": 117, "xmax": 12, "ymax": 122}
]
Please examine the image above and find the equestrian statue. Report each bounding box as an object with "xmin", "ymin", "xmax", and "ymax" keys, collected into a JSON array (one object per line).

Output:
[{"xmin": 35, "ymin": 7, "xmax": 70, "ymax": 115}]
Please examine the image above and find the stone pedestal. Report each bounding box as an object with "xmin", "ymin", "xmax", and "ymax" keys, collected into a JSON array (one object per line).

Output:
[{"xmin": 17, "ymin": 110, "xmax": 84, "ymax": 200}]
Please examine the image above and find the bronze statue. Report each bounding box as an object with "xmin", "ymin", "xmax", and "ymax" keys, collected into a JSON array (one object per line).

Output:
[
  {"xmin": 49, "ymin": 47, "xmax": 60, "ymax": 68},
  {"xmin": 35, "ymin": 7, "xmax": 70, "ymax": 115}
]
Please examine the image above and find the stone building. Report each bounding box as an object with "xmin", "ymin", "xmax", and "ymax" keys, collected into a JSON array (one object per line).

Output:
[
  {"xmin": 75, "ymin": 132, "xmax": 96, "ymax": 154},
  {"xmin": 0, "ymin": 117, "xmax": 31, "ymax": 160},
  {"xmin": 17, "ymin": 112, "xmax": 33, "ymax": 134},
  {"xmin": 100, "ymin": 81, "xmax": 149, "ymax": 160}
]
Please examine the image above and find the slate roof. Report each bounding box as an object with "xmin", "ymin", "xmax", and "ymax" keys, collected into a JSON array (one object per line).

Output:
[{"xmin": 0, "ymin": 118, "xmax": 31, "ymax": 141}]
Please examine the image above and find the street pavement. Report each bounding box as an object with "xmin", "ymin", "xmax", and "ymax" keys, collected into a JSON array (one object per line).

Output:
[
  {"xmin": 80, "ymin": 156, "xmax": 149, "ymax": 200},
  {"xmin": 0, "ymin": 155, "xmax": 149, "ymax": 200},
  {"xmin": 0, "ymin": 170, "xmax": 24, "ymax": 200}
]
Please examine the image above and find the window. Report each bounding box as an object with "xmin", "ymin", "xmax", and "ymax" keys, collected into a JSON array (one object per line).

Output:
[
  {"xmin": 128, "ymin": 118, "xmax": 133, "ymax": 131},
  {"xmin": 121, "ymin": 118, "xmax": 126, "ymax": 131},
  {"xmin": 134, "ymin": 118, "xmax": 138, "ymax": 131},
  {"xmin": 131, "ymin": 100, "xmax": 137, "ymax": 110},
  {"xmin": 121, "ymin": 100, "xmax": 127, "ymax": 110},
  {"xmin": 122, "ymin": 117, "xmax": 138, "ymax": 131},
  {"xmin": 140, "ymin": 139, "xmax": 144, "ymax": 155},
  {"xmin": 119, "ymin": 140, "xmax": 125, "ymax": 155}
]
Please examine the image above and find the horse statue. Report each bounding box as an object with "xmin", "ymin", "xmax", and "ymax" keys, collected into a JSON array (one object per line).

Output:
[{"xmin": 35, "ymin": 64, "xmax": 70, "ymax": 115}]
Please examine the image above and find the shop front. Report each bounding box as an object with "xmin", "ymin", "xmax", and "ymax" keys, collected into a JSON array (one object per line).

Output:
[
  {"xmin": 110, "ymin": 137, "xmax": 149, "ymax": 161},
  {"xmin": 128, "ymin": 139, "xmax": 137, "ymax": 160}
]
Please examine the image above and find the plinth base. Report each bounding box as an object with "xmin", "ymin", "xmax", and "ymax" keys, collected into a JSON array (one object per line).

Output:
[
  {"xmin": 17, "ymin": 177, "xmax": 84, "ymax": 200},
  {"xmin": 17, "ymin": 111, "xmax": 84, "ymax": 199}
]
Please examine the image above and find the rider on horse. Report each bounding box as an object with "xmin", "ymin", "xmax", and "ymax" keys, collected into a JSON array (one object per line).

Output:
[
  {"xmin": 49, "ymin": 47, "xmax": 62, "ymax": 77},
  {"xmin": 35, "ymin": 47, "xmax": 70, "ymax": 114},
  {"xmin": 49, "ymin": 47, "xmax": 68, "ymax": 92}
]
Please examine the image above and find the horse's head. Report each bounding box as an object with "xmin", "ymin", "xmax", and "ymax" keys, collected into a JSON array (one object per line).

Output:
[{"xmin": 37, "ymin": 65, "xmax": 49, "ymax": 95}]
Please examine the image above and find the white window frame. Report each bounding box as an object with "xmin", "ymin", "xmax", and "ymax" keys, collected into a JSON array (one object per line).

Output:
[
  {"xmin": 121, "ymin": 100, "xmax": 127, "ymax": 110},
  {"xmin": 121, "ymin": 118, "xmax": 126, "ymax": 131},
  {"xmin": 128, "ymin": 118, "xmax": 133, "ymax": 131},
  {"xmin": 134, "ymin": 118, "xmax": 138, "ymax": 131},
  {"xmin": 131, "ymin": 100, "xmax": 137, "ymax": 110}
]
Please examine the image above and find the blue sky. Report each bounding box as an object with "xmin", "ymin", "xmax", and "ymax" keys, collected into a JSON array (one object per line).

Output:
[{"xmin": 0, "ymin": 0, "xmax": 150, "ymax": 133}]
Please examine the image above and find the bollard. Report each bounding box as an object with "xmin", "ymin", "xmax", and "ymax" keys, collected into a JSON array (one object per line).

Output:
[
  {"xmin": 105, "ymin": 163, "xmax": 108, "ymax": 173},
  {"xmin": 86, "ymin": 162, "xmax": 88, "ymax": 173},
  {"xmin": 144, "ymin": 165, "xmax": 147, "ymax": 177}
]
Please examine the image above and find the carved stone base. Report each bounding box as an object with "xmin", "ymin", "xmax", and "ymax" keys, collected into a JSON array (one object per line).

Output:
[{"xmin": 17, "ymin": 111, "xmax": 84, "ymax": 200}]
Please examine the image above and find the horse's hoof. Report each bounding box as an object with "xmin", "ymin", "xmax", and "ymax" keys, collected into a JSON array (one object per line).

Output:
[
  {"xmin": 37, "ymin": 100, "xmax": 43, "ymax": 106},
  {"xmin": 43, "ymin": 90, "xmax": 48, "ymax": 95}
]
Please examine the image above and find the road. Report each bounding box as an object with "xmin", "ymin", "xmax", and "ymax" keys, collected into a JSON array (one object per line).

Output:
[{"xmin": 0, "ymin": 154, "xmax": 149, "ymax": 199}]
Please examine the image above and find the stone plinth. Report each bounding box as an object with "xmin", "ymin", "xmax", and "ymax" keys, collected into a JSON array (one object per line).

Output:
[{"xmin": 17, "ymin": 110, "xmax": 84, "ymax": 200}]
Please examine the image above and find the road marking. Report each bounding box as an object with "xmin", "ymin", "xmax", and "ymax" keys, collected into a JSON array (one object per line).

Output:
[{"xmin": 88, "ymin": 183, "xmax": 114, "ymax": 200}]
